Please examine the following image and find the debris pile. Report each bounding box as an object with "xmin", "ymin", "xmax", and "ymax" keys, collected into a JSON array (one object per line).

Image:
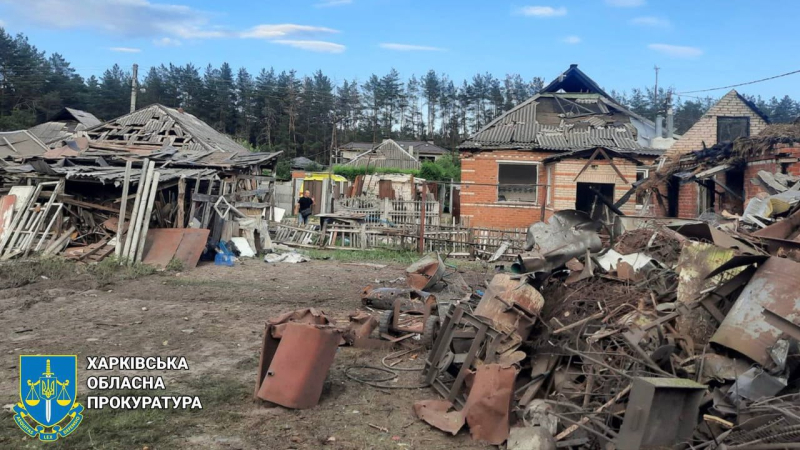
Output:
[
  {"xmin": 408, "ymin": 213, "xmax": 800, "ymax": 448},
  {"xmin": 254, "ymin": 209, "xmax": 800, "ymax": 448}
]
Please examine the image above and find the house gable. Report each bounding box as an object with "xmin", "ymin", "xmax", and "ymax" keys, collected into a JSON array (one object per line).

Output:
[
  {"xmin": 344, "ymin": 139, "xmax": 421, "ymax": 170},
  {"xmin": 665, "ymin": 90, "xmax": 769, "ymax": 160}
]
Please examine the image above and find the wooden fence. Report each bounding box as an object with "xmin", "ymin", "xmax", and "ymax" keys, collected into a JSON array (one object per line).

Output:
[
  {"xmin": 270, "ymin": 220, "xmax": 527, "ymax": 261},
  {"xmin": 334, "ymin": 196, "xmax": 440, "ymax": 227}
]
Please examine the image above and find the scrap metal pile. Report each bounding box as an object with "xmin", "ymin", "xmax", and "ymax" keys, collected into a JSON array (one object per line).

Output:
[
  {"xmin": 410, "ymin": 210, "xmax": 800, "ymax": 449},
  {"xmin": 253, "ymin": 209, "xmax": 800, "ymax": 449}
]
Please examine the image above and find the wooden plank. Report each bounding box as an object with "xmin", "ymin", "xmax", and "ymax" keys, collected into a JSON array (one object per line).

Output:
[
  {"xmin": 237, "ymin": 175, "xmax": 275, "ymax": 181},
  {"xmin": 124, "ymin": 160, "xmax": 154, "ymax": 263},
  {"xmin": 115, "ymin": 160, "xmax": 133, "ymax": 256},
  {"xmin": 176, "ymin": 177, "xmax": 186, "ymax": 228},
  {"xmin": 121, "ymin": 159, "xmax": 149, "ymax": 261},
  {"xmin": 135, "ymin": 171, "xmax": 161, "ymax": 263}
]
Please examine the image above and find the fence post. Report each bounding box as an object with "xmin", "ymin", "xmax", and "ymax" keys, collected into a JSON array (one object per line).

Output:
[
  {"xmin": 468, "ymin": 227, "xmax": 475, "ymax": 259},
  {"xmin": 418, "ymin": 184, "xmax": 426, "ymax": 254},
  {"xmin": 382, "ymin": 197, "xmax": 389, "ymax": 222}
]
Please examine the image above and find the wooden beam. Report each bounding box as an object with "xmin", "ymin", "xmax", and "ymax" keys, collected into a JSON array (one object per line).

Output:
[
  {"xmin": 598, "ymin": 148, "xmax": 630, "ymax": 184},
  {"xmin": 176, "ymin": 177, "xmax": 186, "ymax": 228},
  {"xmin": 58, "ymin": 196, "xmax": 123, "ymax": 215},
  {"xmin": 115, "ymin": 160, "xmax": 133, "ymax": 256},
  {"xmin": 572, "ymin": 148, "xmax": 602, "ymax": 182},
  {"xmin": 236, "ymin": 175, "xmax": 275, "ymax": 181},
  {"xmin": 710, "ymin": 179, "xmax": 744, "ymax": 202}
]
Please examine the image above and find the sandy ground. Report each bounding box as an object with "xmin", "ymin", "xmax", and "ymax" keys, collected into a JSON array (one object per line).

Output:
[{"xmin": 0, "ymin": 258, "xmax": 493, "ymax": 450}]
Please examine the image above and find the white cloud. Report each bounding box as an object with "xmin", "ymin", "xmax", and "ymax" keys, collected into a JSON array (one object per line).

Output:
[
  {"xmin": 315, "ymin": 0, "xmax": 352, "ymax": 7},
  {"xmin": 0, "ymin": 19, "xmax": 5, "ymax": 27},
  {"xmin": 648, "ymin": 43, "xmax": 703, "ymax": 58},
  {"xmin": 110, "ymin": 47, "xmax": 141, "ymax": 53},
  {"xmin": 2, "ymin": 0, "xmax": 213, "ymax": 38},
  {"xmin": 0, "ymin": 0, "xmax": 344, "ymax": 51},
  {"xmin": 605, "ymin": 0, "xmax": 645, "ymax": 6},
  {"xmin": 272, "ymin": 40, "xmax": 345, "ymax": 53},
  {"xmin": 562, "ymin": 35, "xmax": 581, "ymax": 44},
  {"xmin": 519, "ymin": 6, "xmax": 567, "ymax": 17},
  {"xmin": 631, "ymin": 16, "xmax": 671, "ymax": 28},
  {"xmin": 379, "ymin": 43, "xmax": 446, "ymax": 52},
  {"xmin": 240, "ymin": 24, "xmax": 338, "ymax": 39},
  {"xmin": 153, "ymin": 37, "xmax": 181, "ymax": 46}
]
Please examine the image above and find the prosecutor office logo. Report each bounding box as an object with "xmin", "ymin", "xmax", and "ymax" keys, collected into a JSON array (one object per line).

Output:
[{"xmin": 13, "ymin": 355, "xmax": 84, "ymax": 441}]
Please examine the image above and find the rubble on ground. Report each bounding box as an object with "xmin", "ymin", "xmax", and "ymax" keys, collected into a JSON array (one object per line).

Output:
[{"xmin": 256, "ymin": 207, "xmax": 800, "ymax": 448}]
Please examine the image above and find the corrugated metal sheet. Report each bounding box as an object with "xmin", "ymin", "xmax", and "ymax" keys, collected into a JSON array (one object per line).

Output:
[
  {"xmin": 345, "ymin": 140, "xmax": 421, "ymax": 170},
  {"xmin": 85, "ymin": 104, "xmax": 253, "ymax": 164},
  {"xmin": 460, "ymin": 84, "xmax": 661, "ymax": 159},
  {"xmin": 0, "ymin": 130, "xmax": 49, "ymax": 158}
]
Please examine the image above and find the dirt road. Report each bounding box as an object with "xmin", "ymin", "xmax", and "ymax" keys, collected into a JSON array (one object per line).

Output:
[{"xmin": 0, "ymin": 258, "xmax": 491, "ymax": 449}]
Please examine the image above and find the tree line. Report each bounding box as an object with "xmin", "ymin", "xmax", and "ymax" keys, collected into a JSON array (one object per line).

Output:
[{"xmin": 2, "ymin": 28, "xmax": 799, "ymax": 165}]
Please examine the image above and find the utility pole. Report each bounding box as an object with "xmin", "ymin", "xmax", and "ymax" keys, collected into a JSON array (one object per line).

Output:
[
  {"xmin": 653, "ymin": 65, "xmax": 660, "ymax": 111},
  {"xmin": 130, "ymin": 63, "xmax": 138, "ymax": 113}
]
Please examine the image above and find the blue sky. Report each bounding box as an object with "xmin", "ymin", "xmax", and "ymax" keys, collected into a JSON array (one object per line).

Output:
[{"xmin": 1, "ymin": 0, "xmax": 798, "ymax": 100}]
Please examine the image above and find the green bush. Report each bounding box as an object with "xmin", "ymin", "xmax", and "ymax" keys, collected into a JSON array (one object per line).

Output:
[{"xmin": 420, "ymin": 153, "xmax": 461, "ymax": 181}]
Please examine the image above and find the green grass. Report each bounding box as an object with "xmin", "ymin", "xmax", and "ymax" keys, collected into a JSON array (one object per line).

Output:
[
  {"xmin": 162, "ymin": 278, "xmax": 239, "ymax": 289},
  {"xmin": 86, "ymin": 257, "xmax": 157, "ymax": 286},
  {"xmin": 0, "ymin": 376, "xmax": 250, "ymax": 449},
  {"xmin": 302, "ymin": 248, "xmax": 486, "ymax": 270},
  {"xmin": 0, "ymin": 257, "xmax": 78, "ymax": 288},
  {"xmin": 303, "ymin": 248, "xmax": 420, "ymax": 265}
]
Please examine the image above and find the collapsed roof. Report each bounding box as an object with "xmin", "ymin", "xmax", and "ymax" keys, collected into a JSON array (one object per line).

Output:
[
  {"xmin": 28, "ymin": 107, "xmax": 103, "ymax": 145},
  {"xmin": 0, "ymin": 130, "xmax": 49, "ymax": 159},
  {"xmin": 459, "ymin": 65, "xmax": 664, "ymax": 157},
  {"xmin": 66, "ymin": 104, "xmax": 281, "ymax": 168},
  {"xmin": 341, "ymin": 140, "xmax": 449, "ymax": 156}
]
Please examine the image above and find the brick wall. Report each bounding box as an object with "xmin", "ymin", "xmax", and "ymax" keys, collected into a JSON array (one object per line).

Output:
[
  {"xmin": 744, "ymin": 159, "xmax": 780, "ymax": 201},
  {"xmin": 460, "ymin": 150, "xmax": 548, "ymax": 228},
  {"xmin": 460, "ymin": 150, "xmax": 639, "ymax": 228},
  {"xmin": 666, "ymin": 90, "xmax": 769, "ymax": 160},
  {"xmin": 676, "ymin": 182, "xmax": 698, "ymax": 218},
  {"xmin": 551, "ymin": 158, "xmax": 639, "ymax": 215}
]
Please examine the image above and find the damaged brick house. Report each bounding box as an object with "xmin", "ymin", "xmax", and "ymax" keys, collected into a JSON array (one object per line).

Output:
[
  {"xmin": 652, "ymin": 90, "xmax": 772, "ymax": 217},
  {"xmin": 458, "ymin": 64, "xmax": 670, "ymax": 229}
]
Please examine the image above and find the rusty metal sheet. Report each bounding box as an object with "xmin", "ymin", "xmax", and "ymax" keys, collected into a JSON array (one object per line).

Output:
[
  {"xmin": 711, "ymin": 257, "xmax": 800, "ymax": 368},
  {"xmin": 413, "ymin": 399, "xmax": 464, "ymax": 435},
  {"xmin": 474, "ymin": 274, "xmax": 543, "ymax": 339},
  {"xmin": 343, "ymin": 311, "xmax": 377, "ymax": 345},
  {"xmin": 462, "ymin": 364, "xmax": 517, "ymax": 445},
  {"xmin": 268, "ymin": 308, "xmax": 332, "ymax": 338},
  {"xmin": 254, "ymin": 309, "xmax": 334, "ymax": 399},
  {"xmin": 752, "ymin": 208, "xmax": 800, "ymax": 240},
  {"xmin": 0, "ymin": 195, "xmax": 15, "ymax": 241},
  {"xmin": 173, "ymin": 229, "xmax": 210, "ymax": 269},
  {"xmin": 406, "ymin": 253, "xmax": 445, "ymax": 291},
  {"xmin": 361, "ymin": 286, "xmax": 412, "ymax": 310},
  {"xmin": 256, "ymin": 322, "xmax": 341, "ymax": 409},
  {"xmin": 142, "ymin": 228, "xmax": 209, "ymax": 269}
]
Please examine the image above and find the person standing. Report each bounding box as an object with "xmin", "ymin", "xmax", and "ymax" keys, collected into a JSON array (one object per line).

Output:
[{"xmin": 296, "ymin": 190, "xmax": 315, "ymax": 224}]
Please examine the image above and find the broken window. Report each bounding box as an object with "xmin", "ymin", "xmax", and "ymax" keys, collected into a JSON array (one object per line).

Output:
[
  {"xmin": 498, "ymin": 162, "xmax": 538, "ymax": 203},
  {"xmin": 635, "ymin": 168, "xmax": 649, "ymax": 206},
  {"xmin": 717, "ymin": 117, "xmax": 750, "ymax": 143}
]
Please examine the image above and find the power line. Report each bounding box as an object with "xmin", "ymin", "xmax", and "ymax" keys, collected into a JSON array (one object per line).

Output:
[{"xmin": 676, "ymin": 68, "xmax": 800, "ymax": 94}]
